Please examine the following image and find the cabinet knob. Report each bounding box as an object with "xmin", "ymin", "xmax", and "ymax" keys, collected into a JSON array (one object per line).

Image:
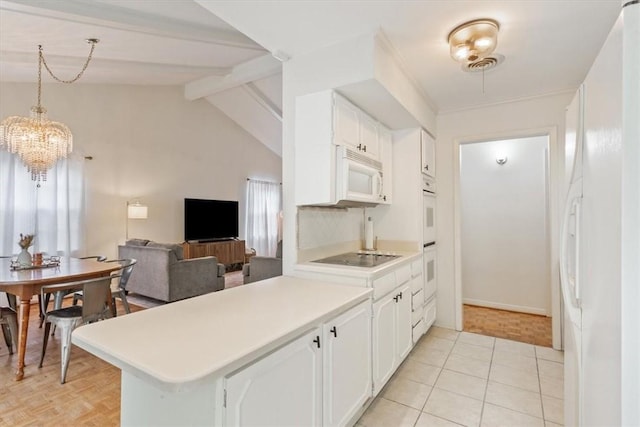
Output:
[
  {"xmin": 330, "ymin": 326, "xmax": 337, "ymax": 338},
  {"xmin": 393, "ymin": 295, "xmax": 399, "ymax": 303},
  {"xmin": 313, "ymin": 336, "xmax": 321, "ymax": 348},
  {"xmin": 357, "ymin": 143, "xmax": 362, "ymax": 150},
  {"xmin": 363, "ymin": 145, "xmax": 367, "ymax": 152},
  {"xmin": 425, "ymin": 165, "xmax": 429, "ymax": 170},
  {"xmin": 399, "ymin": 291, "xmax": 403, "ymax": 300}
]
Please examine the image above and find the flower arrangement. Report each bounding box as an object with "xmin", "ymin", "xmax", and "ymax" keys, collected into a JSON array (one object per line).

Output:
[{"xmin": 18, "ymin": 233, "xmax": 34, "ymax": 249}]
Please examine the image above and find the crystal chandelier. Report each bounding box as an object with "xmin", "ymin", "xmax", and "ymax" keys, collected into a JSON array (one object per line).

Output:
[{"xmin": 0, "ymin": 39, "xmax": 99, "ymax": 183}]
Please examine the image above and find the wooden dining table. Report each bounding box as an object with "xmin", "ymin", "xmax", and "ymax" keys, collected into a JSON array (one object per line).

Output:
[{"xmin": 0, "ymin": 257, "xmax": 121, "ymax": 381}]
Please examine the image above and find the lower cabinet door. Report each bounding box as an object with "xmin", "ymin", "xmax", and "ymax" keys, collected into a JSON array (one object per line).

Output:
[
  {"xmin": 323, "ymin": 301, "xmax": 372, "ymax": 427},
  {"xmin": 372, "ymin": 292, "xmax": 397, "ymax": 395},
  {"xmin": 396, "ymin": 283, "xmax": 413, "ymax": 362},
  {"xmin": 224, "ymin": 328, "xmax": 323, "ymax": 427}
]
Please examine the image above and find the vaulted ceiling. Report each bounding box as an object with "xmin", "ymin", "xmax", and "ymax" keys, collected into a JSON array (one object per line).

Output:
[{"xmin": 0, "ymin": 0, "xmax": 622, "ymax": 155}]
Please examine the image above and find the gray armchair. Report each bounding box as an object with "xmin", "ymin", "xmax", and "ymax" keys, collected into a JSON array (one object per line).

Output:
[
  {"xmin": 118, "ymin": 240, "xmax": 225, "ymax": 302},
  {"xmin": 243, "ymin": 241, "xmax": 283, "ymax": 284}
]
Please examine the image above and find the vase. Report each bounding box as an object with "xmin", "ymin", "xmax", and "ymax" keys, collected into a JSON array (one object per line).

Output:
[{"xmin": 17, "ymin": 248, "xmax": 32, "ymax": 267}]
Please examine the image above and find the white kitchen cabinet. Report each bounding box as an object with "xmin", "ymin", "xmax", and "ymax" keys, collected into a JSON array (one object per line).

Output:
[
  {"xmin": 372, "ymin": 282, "xmax": 412, "ymax": 395},
  {"xmin": 323, "ymin": 300, "xmax": 372, "ymax": 427},
  {"xmin": 379, "ymin": 126, "xmax": 393, "ymax": 204},
  {"xmin": 421, "ymin": 129, "xmax": 436, "ymax": 178},
  {"xmin": 334, "ymin": 94, "xmax": 360, "ymax": 149},
  {"xmin": 224, "ymin": 300, "xmax": 372, "ymax": 427},
  {"xmin": 224, "ymin": 328, "xmax": 323, "ymax": 427},
  {"xmin": 295, "ymin": 90, "xmax": 392, "ymax": 206},
  {"xmin": 359, "ymin": 113, "xmax": 380, "ymax": 159}
]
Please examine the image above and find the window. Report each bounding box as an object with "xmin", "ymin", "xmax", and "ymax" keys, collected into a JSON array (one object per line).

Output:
[
  {"xmin": 0, "ymin": 151, "xmax": 86, "ymax": 256},
  {"xmin": 245, "ymin": 179, "xmax": 281, "ymax": 257}
]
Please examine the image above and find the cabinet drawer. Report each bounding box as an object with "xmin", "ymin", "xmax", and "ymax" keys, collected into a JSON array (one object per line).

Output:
[
  {"xmin": 395, "ymin": 264, "xmax": 411, "ymax": 286},
  {"xmin": 412, "ymin": 319, "xmax": 426, "ymax": 344},
  {"xmin": 410, "ymin": 275, "xmax": 423, "ymax": 295},
  {"xmin": 411, "ymin": 288, "xmax": 424, "ymax": 312},
  {"xmin": 424, "ymin": 298, "xmax": 436, "ymax": 331},
  {"xmin": 411, "ymin": 259, "xmax": 422, "ymax": 277},
  {"xmin": 412, "ymin": 304, "xmax": 424, "ymax": 327},
  {"xmin": 372, "ymin": 271, "xmax": 396, "ymax": 301}
]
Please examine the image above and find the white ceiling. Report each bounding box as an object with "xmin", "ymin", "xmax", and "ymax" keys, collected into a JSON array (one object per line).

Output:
[{"xmin": 0, "ymin": 0, "xmax": 622, "ymax": 114}]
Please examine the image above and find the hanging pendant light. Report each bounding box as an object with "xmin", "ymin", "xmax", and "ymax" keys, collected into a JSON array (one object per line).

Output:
[{"xmin": 0, "ymin": 39, "xmax": 98, "ymax": 183}]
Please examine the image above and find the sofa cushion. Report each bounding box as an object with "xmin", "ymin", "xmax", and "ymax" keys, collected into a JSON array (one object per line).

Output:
[
  {"xmin": 217, "ymin": 263, "xmax": 226, "ymax": 277},
  {"xmin": 126, "ymin": 238, "xmax": 150, "ymax": 247},
  {"xmin": 145, "ymin": 242, "xmax": 184, "ymax": 260}
]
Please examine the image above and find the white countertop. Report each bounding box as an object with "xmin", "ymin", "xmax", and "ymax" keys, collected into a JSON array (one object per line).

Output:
[
  {"xmin": 295, "ymin": 251, "xmax": 422, "ymax": 279},
  {"xmin": 72, "ymin": 276, "xmax": 371, "ymax": 392}
]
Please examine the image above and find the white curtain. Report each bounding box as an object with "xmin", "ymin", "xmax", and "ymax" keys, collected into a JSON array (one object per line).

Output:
[
  {"xmin": 0, "ymin": 150, "xmax": 86, "ymax": 257},
  {"xmin": 245, "ymin": 179, "xmax": 281, "ymax": 257}
]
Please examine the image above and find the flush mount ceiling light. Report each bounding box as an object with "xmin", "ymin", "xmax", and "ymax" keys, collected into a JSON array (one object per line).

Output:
[
  {"xmin": 448, "ymin": 19, "xmax": 499, "ymax": 63},
  {"xmin": 0, "ymin": 39, "xmax": 98, "ymax": 183}
]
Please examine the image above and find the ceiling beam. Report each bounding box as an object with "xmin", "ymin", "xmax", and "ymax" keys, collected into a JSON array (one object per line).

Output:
[
  {"xmin": 243, "ymin": 82, "xmax": 282, "ymax": 121},
  {"xmin": 184, "ymin": 54, "xmax": 281, "ymax": 101},
  {"xmin": 0, "ymin": 0, "xmax": 264, "ymax": 50},
  {"xmin": 0, "ymin": 50, "xmax": 230, "ymax": 76}
]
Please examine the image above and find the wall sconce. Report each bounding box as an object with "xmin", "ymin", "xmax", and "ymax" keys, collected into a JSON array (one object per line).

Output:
[
  {"xmin": 496, "ymin": 156, "xmax": 508, "ymax": 165},
  {"xmin": 126, "ymin": 200, "xmax": 148, "ymax": 240}
]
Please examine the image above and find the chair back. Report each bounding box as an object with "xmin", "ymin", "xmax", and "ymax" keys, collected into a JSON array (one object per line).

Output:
[
  {"xmin": 107, "ymin": 259, "xmax": 137, "ymax": 291},
  {"xmin": 81, "ymin": 275, "xmax": 121, "ymax": 323},
  {"xmin": 79, "ymin": 255, "xmax": 107, "ymax": 262}
]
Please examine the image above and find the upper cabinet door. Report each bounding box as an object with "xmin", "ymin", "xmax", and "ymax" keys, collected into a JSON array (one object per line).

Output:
[
  {"xmin": 359, "ymin": 113, "xmax": 380, "ymax": 159},
  {"xmin": 333, "ymin": 95, "xmax": 360, "ymax": 150},
  {"xmin": 421, "ymin": 130, "xmax": 436, "ymax": 178}
]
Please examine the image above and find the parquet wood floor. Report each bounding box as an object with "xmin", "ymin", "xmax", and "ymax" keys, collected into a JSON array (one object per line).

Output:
[
  {"xmin": 0, "ymin": 299, "xmax": 143, "ymax": 427},
  {"xmin": 463, "ymin": 304, "xmax": 553, "ymax": 347},
  {"xmin": 0, "ymin": 273, "xmax": 243, "ymax": 426}
]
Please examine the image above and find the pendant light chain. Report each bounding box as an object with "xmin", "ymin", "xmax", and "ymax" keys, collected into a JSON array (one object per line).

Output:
[{"xmin": 39, "ymin": 39, "xmax": 98, "ymax": 85}]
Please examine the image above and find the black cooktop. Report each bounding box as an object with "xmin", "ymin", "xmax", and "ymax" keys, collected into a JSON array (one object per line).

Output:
[{"xmin": 312, "ymin": 252, "xmax": 400, "ymax": 268}]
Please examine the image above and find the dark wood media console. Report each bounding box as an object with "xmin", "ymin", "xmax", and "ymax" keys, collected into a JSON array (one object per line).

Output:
[{"xmin": 182, "ymin": 240, "xmax": 246, "ymax": 265}]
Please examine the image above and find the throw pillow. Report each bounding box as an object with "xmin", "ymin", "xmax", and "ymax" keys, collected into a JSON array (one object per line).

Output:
[{"xmin": 126, "ymin": 238, "xmax": 150, "ymax": 246}]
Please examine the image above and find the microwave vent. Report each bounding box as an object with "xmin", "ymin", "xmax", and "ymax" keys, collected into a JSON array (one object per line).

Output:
[{"xmin": 344, "ymin": 148, "xmax": 383, "ymax": 170}]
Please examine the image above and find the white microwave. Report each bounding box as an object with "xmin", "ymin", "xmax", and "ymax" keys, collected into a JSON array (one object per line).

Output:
[{"xmin": 335, "ymin": 146, "xmax": 384, "ymax": 205}]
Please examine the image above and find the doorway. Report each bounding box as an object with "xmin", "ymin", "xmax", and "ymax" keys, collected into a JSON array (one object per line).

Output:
[{"xmin": 454, "ymin": 133, "xmax": 559, "ymax": 347}]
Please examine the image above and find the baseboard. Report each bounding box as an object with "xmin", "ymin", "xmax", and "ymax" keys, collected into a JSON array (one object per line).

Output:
[{"xmin": 463, "ymin": 298, "xmax": 549, "ymax": 316}]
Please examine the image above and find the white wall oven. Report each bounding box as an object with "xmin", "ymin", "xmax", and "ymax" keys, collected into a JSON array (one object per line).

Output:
[{"xmin": 423, "ymin": 175, "xmax": 436, "ymax": 245}]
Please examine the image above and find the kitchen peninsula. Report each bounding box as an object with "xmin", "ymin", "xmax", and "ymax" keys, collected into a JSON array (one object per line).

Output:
[{"xmin": 72, "ymin": 276, "xmax": 372, "ymax": 426}]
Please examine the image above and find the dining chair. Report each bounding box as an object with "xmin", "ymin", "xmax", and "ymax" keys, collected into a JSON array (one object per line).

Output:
[
  {"xmin": 40, "ymin": 255, "xmax": 108, "ymax": 329},
  {"xmin": 0, "ymin": 256, "xmax": 17, "ymax": 310},
  {"xmin": 39, "ymin": 274, "xmax": 119, "ymax": 383},
  {"xmin": 0, "ymin": 305, "xmax": 18, "ymax": 355},
  {"xmin": 72, "ymin": 258, "xmax": 137, "ymax": 317}
]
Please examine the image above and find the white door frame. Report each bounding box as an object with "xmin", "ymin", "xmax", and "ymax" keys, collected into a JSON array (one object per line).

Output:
[{"xmin": 453, "ymin": 126, "xmax": 562, "ymax": 350}]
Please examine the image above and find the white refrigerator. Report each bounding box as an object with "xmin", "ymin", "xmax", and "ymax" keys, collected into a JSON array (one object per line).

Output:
[{"xmin": 561, "ymin": 1, "xmax": 639, "ymax": 425}]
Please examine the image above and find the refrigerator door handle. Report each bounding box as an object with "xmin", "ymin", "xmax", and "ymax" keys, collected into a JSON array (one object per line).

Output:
[{"xmin": 560, "ymin": 179, "xmax": 583, "ymax": 328}]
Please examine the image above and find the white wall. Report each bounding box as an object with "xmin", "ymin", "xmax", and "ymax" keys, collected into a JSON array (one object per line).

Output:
[
  {"xmin": 436, "ymin": 92, "xmax": 572, "ymax": 332},
  {"xmin": 460, "ymin": 136, "xmax": 550, "ymax": 315},
  {"xmin": 0, "ymin": 83, "xmax": 282, "ymax": 259}
]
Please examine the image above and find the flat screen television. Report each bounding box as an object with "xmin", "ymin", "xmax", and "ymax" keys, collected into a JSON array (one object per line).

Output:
[{"xmin": 184, "ymin": 198, "xmax": 239, "ymax": 242}]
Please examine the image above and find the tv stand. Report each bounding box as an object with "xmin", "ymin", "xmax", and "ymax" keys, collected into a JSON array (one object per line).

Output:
[{"xmin": 182, "ymin": 240, "xmax": 245, "ymax": 266}]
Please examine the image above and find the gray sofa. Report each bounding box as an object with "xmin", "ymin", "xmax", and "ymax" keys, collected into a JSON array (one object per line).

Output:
[
  {"xmin": 118, "ymin": 239, "xmax": 225, "ymax": 302},
  {"xmin": 242, "ymin": 241, "xmax": 283, "ymax": 284}
]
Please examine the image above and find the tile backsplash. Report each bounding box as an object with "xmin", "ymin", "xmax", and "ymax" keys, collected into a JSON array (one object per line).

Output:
[{"xmin": 297, "ymin": 207, "xmax": 364, "ymax": 250}]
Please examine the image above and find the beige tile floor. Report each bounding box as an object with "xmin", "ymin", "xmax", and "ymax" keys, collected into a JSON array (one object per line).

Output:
[{"xmin": 357, "ymin": 327, "xmax": 564, "ymax": 427}]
